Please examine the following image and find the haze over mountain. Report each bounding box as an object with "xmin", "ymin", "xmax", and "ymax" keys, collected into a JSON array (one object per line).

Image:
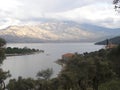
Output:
[
  {"xmin": 0, "ymin": 19, "xmax": 120, "ymax": 43},
  {"xmin": 0, "ymin": 0, "xmax": 120, "ymax": 43}
]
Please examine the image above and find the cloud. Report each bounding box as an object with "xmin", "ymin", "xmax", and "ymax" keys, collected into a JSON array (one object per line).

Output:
[
  {"xmin": 0, "ymin": 0, "xmax": 120, "ymax": 29},
  {"xmin": 47, "ymin": 2, "xmax": 120, "ymax": 28},
  {"xmin": 18, "ymin": 0, "xmax": 95, "ymax": 13},
  {"xmin": 0, "ymin": 0, "xmax": 22, "ymax": 11}
]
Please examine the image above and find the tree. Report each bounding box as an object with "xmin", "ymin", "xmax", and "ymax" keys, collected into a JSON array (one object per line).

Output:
[
  {"xmin": 99, "ymin": 79, "xmax": 120, "ymax": 90},
  {"xmin": 0, "ymin": 38, "xmax": 10, "ymax": 89},
  {"xmin": 36, "ymin": 68, "xmax": 53, "ymax": 90},
  {"xmin": 7, "ymin": 77, "xmax": 36, "ymax": 90},
  {"xmin": 113, "ymin": 0, "xmax": 120, "ymax": 11},
  {"xmin": 0, "ymin": 38, "xmax": 6, "ymax": 64},
  {"xmin": 58, "ymin": 49, "xmax": 114, "ymax": 90},
  {"xmin": 91, "ymin": 57, "xmax": 114, "ymax": 90},
  {"xmin": 0, "ymin": 38, "xmax": 6, "ymax": 48},
  {"xmin": 36, "ymin": 68, "xmax": 53, "ymax": 80},
  {"xmin": 108, "ymin": 45, "xmax": 120, "ymax": 77}
]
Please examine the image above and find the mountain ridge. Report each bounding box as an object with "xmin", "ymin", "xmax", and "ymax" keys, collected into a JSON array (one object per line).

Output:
[
  {"xmin": 0, "ymin": 20, "xmax": 120, "ymax": 43},
  {"xmin": 95, "ymin": 36, "xmax": 120, "ymax": 45}
]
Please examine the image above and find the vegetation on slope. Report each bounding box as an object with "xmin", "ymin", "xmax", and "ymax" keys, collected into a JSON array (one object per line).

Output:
[
  {"xmin": 5, "ymin": 47, "xmax": 44, "ymax": 56},
  {"xmin": 0, "ymin": 38, "xmax": 11, "ymax": 89},
  {"xmin": 95, "ymin": 36, "xmax": 120, "ymax": 45},
  {"xmin": 5, "ymin": 45, "xmax": 120, "ymax": 90},
  {"xmin": 1, "ymin": 37, "xmax": 120, "ymax": 90}
]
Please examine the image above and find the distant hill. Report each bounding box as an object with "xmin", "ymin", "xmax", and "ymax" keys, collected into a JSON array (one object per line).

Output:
[
  {"xmin": 95, "ymin": 36, "xmax": 120, "ymax": 45},
  {"xmin": 0, "ymin": 21, "xmax": 101, "ymax": 43},
  {"xmin": 0, "ymin": 19, "xmax": 120, "ymax": 43}
]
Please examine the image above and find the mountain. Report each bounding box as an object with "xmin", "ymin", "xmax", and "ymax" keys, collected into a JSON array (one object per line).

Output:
[
  {"xmin": 95, "ymin": 36, "xmax": 120, "ymax": 45},
  {"xmin": 80, "ymin": 23, "xmax": 120, "ymax": 37},
  {"xmin": 0, "ymin": 20, "xmax": 120, "ymax": 43}
]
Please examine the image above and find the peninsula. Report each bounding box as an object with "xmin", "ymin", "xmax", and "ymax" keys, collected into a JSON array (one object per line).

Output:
[{"xmin": 5, "ymin": 47, "xmax": 44, "ymax": 56}]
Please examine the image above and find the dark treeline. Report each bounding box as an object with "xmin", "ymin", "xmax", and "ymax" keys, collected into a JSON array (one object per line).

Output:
[
  {"xmin": 95, "ymin": 36, "xmax": 120, "ymax": 45},
  {"xmin": 5, "ymin": 47, "xmax": 44, "ymax": 56},
  {"xmin": 0, "ymin": 38, "xmax": 11, "ymax": 90},
  {"xmin": 5, "ymin": 45, "xmax": 120, "ymax": 90}
]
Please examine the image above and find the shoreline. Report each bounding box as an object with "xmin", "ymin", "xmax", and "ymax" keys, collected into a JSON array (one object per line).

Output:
[{"xmin": 5, "ymin": 52, "xmax": 42, "ymax": 57}]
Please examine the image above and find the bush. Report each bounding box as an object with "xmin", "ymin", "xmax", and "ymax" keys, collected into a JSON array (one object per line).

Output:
[{"xmin": 99, "ymin": 79, "xmax": 120, "ymax": 90}]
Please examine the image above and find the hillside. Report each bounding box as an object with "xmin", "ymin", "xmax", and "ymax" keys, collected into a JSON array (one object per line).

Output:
[
  {"xmin": 95, "ymin": 36, "xmax": 120, "ymax": 45},
  {"xmin": 0, "ymin": 21, "xmax": 98, "ymax": 43},
  {"xmin": 0, "ymin": 20, "xmax": 120, "ymax": 43}
]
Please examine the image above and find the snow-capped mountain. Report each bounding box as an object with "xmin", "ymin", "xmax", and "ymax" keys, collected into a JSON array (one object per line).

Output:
[{"xmin": 0, "ymin": 20, "xmax": 119, "ymax": 43}]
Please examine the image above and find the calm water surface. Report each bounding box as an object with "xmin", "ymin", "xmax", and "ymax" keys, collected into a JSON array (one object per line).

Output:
[{"xmin": 2, "ymin": 43, "xmax": 104, "ymax": 79}]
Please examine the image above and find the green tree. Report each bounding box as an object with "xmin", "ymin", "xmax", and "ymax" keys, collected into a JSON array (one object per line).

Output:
[
  {"xmin": 0, "ymin": 38, "xmax": 10, "ymax": 89},
  {"xmin": 58, "ymin": 49, "xmax": 114, "ymax": 90},
  {"xmin": 58, "ymin": 56, "xmax": 90, "ymax": 90},
  {"xmin": 7, "ymin": 77, "xmax": 36, "ymax": 90},
  {"xmin": 49, "ymin": 78, "xmax": 60, "ymax": 90},
  {"xmin": 36, "ymin": 68, "xmax": 53, "ymax": 90},
  {"xmin": 113, "ymin": 0, "xmax": 120, "ymax": 10},
  {"xmin": 36, "ymin": 68, "xmax": 53, "ymax": 80},
  {"xmin": 91, "ymin": 58, "xmax": 114, "ymax": 90},
  {"xmin": 99, "ymin": 79, "xmax": 120, "ymax": 90},
  {"xmin": 108, "ymin": 45, "xmax": 120, "ymax": 77}
]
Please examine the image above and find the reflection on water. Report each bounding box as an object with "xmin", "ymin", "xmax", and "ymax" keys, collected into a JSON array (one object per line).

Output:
[{"xmin": 2, "ymin": 43, "xmax": 104, "ymax": 79}]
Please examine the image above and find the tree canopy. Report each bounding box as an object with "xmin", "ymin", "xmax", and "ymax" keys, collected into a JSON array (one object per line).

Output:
[
  {"xmin": 0, "ymin": 38, "xmax": 10, "ymax": 89},
  {"xmin": 113, "ymin": 0, "xmax": 120, "ymax": 11},
  {"xmin": 5, "ymin": 45, "xmax": 120, "ymax": 90},
  {"xmin": 36, "ymin": 68, "xmax": 53, "ymax": 80}
]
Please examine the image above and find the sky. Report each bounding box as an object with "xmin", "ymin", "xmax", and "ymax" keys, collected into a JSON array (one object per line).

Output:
[{"xmin": 0, "ymin": 0, "xmax": 120, "ymax": 29}]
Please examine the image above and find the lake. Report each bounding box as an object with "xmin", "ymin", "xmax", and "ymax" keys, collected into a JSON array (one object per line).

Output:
[{"xmin": 1, "ymin": 43, "xmax": 104, "ymax": 80}]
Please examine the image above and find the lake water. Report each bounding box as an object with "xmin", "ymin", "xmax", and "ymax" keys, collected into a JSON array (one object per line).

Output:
[{"xmin": 1, "ymin": 43, "xmax": 104, "ymax": 80}]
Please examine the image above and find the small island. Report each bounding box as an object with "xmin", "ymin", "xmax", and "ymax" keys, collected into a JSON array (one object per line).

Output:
[{"xmin": 5, "ymin": 47, "xmax": 44, "ymax": 56}]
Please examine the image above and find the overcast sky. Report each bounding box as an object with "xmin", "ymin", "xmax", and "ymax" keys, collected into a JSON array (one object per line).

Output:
[{"xmin": 0, "ymin": 0, "xmax": 120, "ymax": 29}]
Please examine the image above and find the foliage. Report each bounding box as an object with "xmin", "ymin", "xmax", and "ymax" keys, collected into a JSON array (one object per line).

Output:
[
  {"xmin": 0, "ymin": 38, "xmax": 6, "ymax": 64},
  {"xmin": 5, "ymin": 43, "xmax": 120, "ymax": 90},
  {"xmin": 95, "ymin": 36, "xmax": 120, "ymax": 45},
  {"xmin": 113, "ymin": 0, "xmax": 120, "ymax": 11},
  {"xmin": 7, "ymin": 69, "xmax": 54, "ymax": 90},
  {"xmin": 99, "ymin": 79, "xmax": 120, "ymax": 90},
  {"xmin": 5, "ymin": 47, "xmax": 43, "ymax": 55},
  {"xmin": 57, "ymin": 49, "xmax": 114, "ymax": 90},
  {"xmin": 36, "ymin": 68, "xmax": 53, "ymax": 80},
  {"xmin": 0, "ymin": 38, "xmax": 6, "ymax": 47},
  {"xmin": 108, "ymin": 45, "xmax": 120, "ymax": 77},
  {"xmin": 0, "ymin": 38, "xmax": 10, "ymax": 89},
  {"xmin": 7, "ymin": 77, "xmax": 36, "ymax": 90},
  {"xmin": 0, "ymin": 48, "xmax": 6, "ymax": 64}
]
